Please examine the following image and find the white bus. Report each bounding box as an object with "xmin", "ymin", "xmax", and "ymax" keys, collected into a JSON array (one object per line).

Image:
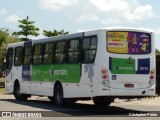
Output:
[{"xmin": 5, "ymin": 28, "xmax": 156, "ymax": 107}]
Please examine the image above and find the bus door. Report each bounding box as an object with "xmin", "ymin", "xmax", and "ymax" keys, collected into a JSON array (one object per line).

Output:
[
  {"xmin": 5, "ymin": 47, "xmax": 14, "ymax": 92},
  {"xmin": 21, "ymin": 41, "xmax": 32, "ymax": 94},
  {"xmin": 80, "ymin": 36, "xmax": 97, "ymax": 97}
]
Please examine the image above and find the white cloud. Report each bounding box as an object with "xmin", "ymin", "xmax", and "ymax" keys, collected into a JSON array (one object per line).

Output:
[
  {"xmin": 89, "ymin": 0, "xmax": 155, "ymax": 24},
  {"xmin": 40, "ymin": 0, "xmax": 78, "ymax": 11},
  {"xmin": 154, "ymin": 28, "xmax": 160, "ymax": 35},
  {"xmin": 154, "ymin": 28, "xmax": 160, "ymax": 50},
  {"xmin": 39, "ymin": 0, "xmax": 156, "ymax": 25},
  {"xmin": 131, "ymin": 4, "xmax": 154, "ymax": 20},
  {"xmin": 90, "ymin": 0, "xmax": 129, "ymax": 12},
  {"xmin": 0, "ymin": 9, "xmax": 7, "ymax": 15},
  {"xmin": 6, "ymin": 15, "xmax": 21, "ymax": 23}
]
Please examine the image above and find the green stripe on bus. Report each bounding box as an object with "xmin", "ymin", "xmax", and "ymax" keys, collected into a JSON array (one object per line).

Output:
[
  {"xmin": 31, "ymin": 64, "xmax": 80, "ymax": 83},
  {"xmin": 110, "ymin": 58, "xmax": 136, "ymax": 74}
]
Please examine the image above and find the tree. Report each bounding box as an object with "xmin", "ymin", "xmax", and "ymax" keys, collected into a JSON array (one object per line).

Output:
[
  {"xmin": 43, "ymin": 29, "xmax": 69, "ymax": 37},
  {"xmin": 0, "ymin": 28, "xmax": 19, "ymax": 74},
  {"xmin": 0, "ymin": 28, "xmax": 8, "ymax": 46},
  {"xmin": 13, "ymin": 16, "xmax": 40, "ymax": 41},
  {"xmin": 156, "ymin": 49, "xmax": 160, "ymax": 55},
  {"xmin": 0, "ymin": 28, "xmax": 9, "ymax": 66}
]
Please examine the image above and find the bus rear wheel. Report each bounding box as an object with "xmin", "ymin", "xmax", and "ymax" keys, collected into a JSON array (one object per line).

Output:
[
  {"xmin": 13, "ymin": 81, "xmax": 29, "ymax": 101},
  {"xmin": 54, "ymin": 84, "xmax": 65, "ymax": 107},
  {"xmin": 93, "ymin": 97, "xmax": 112, "ymax": 107}
]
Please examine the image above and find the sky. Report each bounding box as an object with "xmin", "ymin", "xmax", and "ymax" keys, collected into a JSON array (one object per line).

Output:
[{"xmin": 0, "ymin": 0, "xmax": 160, "ymax": 50}]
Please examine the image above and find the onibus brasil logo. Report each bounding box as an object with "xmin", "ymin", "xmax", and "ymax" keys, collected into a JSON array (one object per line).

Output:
[{"xmin": 51, "ymin": 67, "xmax": 68, "ymax": 76}]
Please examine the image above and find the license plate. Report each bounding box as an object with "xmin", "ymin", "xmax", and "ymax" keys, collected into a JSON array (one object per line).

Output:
[{"xmin": 124, "ymin": 84, "xmax": 134, "ymax": 88}]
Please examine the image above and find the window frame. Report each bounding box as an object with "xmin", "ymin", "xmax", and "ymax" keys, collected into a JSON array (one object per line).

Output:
[
  {"xmin": 6, "ymin": 47, "xmax": 13, "ymax": 75},
  {"xmin": 54, "ymin": 40, "xmax": 67, "ymax": 64},
  {"xmin": 32, "ymin": 44, "xmax": 43, "ymax": 65},
  {"xmin": 42, "ymin": 42, "xmax": 54, "ymax": 65},
  {"xmin": 67, "ymin": 38, "xmax": 81, "ymax": 64},
  {"xmin": 82, "ymin": 36, "xmax": 98, "ymax": 64},
  {"xmin": 23, "ymin": 45, "xmax": 32, "ymax": 65},
  {"xmin": 107, "ymin": 31, "xmax": 152, "ymax": 55},
  {"xmin": 14, "ymin": 46, "xmax": 23, "ymax": 66}
]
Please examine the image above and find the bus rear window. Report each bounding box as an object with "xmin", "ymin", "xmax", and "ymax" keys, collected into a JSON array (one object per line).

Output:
[{"xmin": 107, "ymin": 31, "xmax": 151, "ymax": 54}]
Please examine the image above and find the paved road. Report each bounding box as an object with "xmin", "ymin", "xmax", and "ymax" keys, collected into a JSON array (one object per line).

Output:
[{"xmin": 0, "ymin": 93, "xmax": 160, "ymax": 119}]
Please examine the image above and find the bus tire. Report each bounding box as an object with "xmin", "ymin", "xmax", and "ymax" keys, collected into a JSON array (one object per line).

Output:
[
  {"xmin": 48, "ymin": 96, "xmax": 55, "ymax": 102},
  {"xmin": 54, "ymin": 84, "xmax": 65, "ymax": 107},
  {"xmin": 93, "ymin": 97, "xmax": 112, "ymax": 107},
  {"xmin": 13, "ymin": 81, "xmax": 29, "ymax": 101}
]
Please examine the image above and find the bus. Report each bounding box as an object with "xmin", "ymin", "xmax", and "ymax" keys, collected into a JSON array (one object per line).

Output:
[{"xmin": 5, "ymin": 27, "xmax": 156, "ymax": 107}]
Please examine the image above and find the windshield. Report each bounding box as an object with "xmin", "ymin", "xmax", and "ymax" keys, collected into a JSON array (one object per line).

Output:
[{"xmin": 107, "ymin": 31, "xmax": 151, "ymax": 54}]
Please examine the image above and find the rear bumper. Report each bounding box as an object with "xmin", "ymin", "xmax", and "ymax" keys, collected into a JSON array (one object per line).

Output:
[{"xmin": 96, "ymin": 84, "xmax": 156, "ymax": 97}]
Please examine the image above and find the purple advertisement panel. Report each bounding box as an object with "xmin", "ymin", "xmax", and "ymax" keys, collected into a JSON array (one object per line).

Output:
[
  {"xmin": 22, "ymin": 65, "xmax": 31, "ymax": 81},
  {"xmin": 127, "ymin": 32, "xmax": 151, "ymax": 54},
  {"xmin": 22, "ymin": 40, "xmax": 32, "ymax": 81}
]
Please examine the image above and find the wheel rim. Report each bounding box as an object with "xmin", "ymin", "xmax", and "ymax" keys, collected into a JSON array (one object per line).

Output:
[
  {"xmin": 57, "ymin": 89, "xmax": 62, "ymax": 103},
  {"xmin": 15, "ymin": 85, "xmax": 21, "ymax": 96},
  {"xmin": 16, "ymin": 87, "xmax": 20, "ymax": 95}
]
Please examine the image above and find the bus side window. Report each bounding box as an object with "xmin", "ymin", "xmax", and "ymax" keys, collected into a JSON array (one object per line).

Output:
[
  {"xmin": 33, "ymin": 44, "xmax": 42, "ymax": 65},
  {"xmin": 68, "ymin": 39, "xmax": 80, "ymax": 63},
  {"xmin": 43, "ymin": 42, "xmax": 54, "ymax": 64},
  {"xmin": 55, "ymin": 41, "xmax": 67, "ymax": 64},
  {"xmin": 23, "ymin": 46, "xmax": 32, "ymax": 65},
  {"xmin": 82, "ymin": 36, "xmax": 97, "ymax": 63},
  {"xmin": 14, "ymin": 47, "xmax": 23, "ymax": 66},
  {"xmin": 6, "ymin": 48, "xmax": 13, "ymax": 76}
]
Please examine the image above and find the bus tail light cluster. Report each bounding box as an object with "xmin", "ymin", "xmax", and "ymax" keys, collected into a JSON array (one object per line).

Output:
[
  {"xmin": 148, "ymin": 69, "xmax": 155, "ymax": 87},
  {"xmin": 101, "ymin": 68, "xmax": 110, "ymax": 87}
]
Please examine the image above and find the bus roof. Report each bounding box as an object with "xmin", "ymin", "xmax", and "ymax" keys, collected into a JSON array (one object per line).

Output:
[
  {"xmin": 7, "ymin": 27, "xmax": 153, "ymax": 47},
  {"xmin": 33, "ymin": 32, "xmax": 84, "ymax": 44}
]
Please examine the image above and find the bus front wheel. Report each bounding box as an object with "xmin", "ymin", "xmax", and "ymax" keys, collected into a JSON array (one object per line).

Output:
[{"xmin": 13, "ymin": 81, "xmax": 29, "ymax": 101}]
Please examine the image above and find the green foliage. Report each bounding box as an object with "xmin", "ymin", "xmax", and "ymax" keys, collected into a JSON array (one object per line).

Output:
[
  {"xmin": 0, "ymin": 28, "xmax": 9, "ymax": 46},
  {"xmin": 0, "ymin": 28, "xmax": 19, "ymax": 74},
  {"xmin": 13, "ymin": 16, "xmax": 40, "ymax": 41},
  {"xmin": 0, "ymin": 28, "xmax": 9, "ymax": 67},
  {"xmin": 156, "ymin": 49, "xmax": 160, "ymax": 55},
  {"xmin": 43, "ymin": 29, "xmax": 69, "ymax": 37}
]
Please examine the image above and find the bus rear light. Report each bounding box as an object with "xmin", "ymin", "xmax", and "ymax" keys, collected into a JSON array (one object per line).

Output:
[
  {"xmin": 103, "ymin": 75, "xmax": 108, "ymax": 79},
  {"xmin": 101, "ymin": 67, "xmax": 110, "ymax": 87},
  {"xmin": 102, "ymin": 80, "xmax": 109, "ymax": 87},
  {"xmin": 102, "ymin": 88, "xmax": 110, "ymax": 90},
  {"xmin": 149, "ymin": 80, "xmax": 154, "ymax": 86},
  {"xmin": 150, "ymin": 70, "xmax": 155, "ymax": 74},
  {"xmin": 101, "ymin": 68, "xmax": 108, "ymax": 80},
  {"xmin": 150, "ymin": 76, "xmax": 154, "ymax": 79},
  {"xmin": 149, "ymin": 77, "xmax": 155, "ymax": 87},
  {"xmin": 148, "ymin": 79, "xmax": 155, "ymax": 87},
  {"xmin": 149, "ymin": 69, "xmax": 155, "ymax": 87},
  {"xmin": 102, "ymin": 69, "xmax": 107, "ymax": 74}
]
